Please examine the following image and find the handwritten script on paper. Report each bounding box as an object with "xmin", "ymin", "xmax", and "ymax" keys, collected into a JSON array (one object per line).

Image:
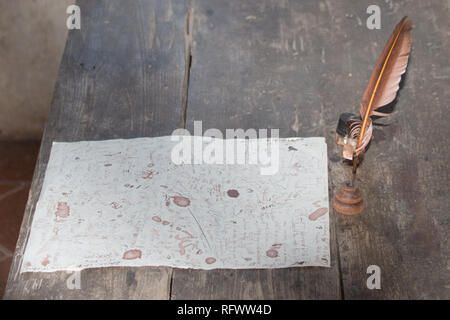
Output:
[{"xmin": 21, "ymin": 136, "xmax": 330, "ymax": 272}]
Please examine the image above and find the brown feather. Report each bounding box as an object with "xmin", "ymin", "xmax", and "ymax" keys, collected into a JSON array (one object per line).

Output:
[{"xmin": 353, "ymin": 17, "xmax": 412, "ymax": 171}]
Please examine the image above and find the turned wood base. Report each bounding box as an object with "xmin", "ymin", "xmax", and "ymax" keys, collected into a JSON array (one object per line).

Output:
[{"xmin": 333, "ymin": 182, "xmax": 364, "ymax": 215}]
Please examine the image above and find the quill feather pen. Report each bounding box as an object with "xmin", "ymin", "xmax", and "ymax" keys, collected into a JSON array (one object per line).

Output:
[{"xmin": 352, "ymin": 17, "xmax": 412, "ymax": 175}]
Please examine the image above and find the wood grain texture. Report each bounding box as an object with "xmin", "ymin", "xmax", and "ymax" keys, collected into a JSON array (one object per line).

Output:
[
  {"xmin": 4, "ymin": 0, "xmax": 187, "ymax": 299},
  {"xmin": 172, "ymin": 0, "xmax": 450, "ymax": 299},
  {"xmin": 172, "ymin": 0, "xmax": 342, "ymax": 299},
  {"xmin": 6, "ymin": 0, "xmax": 450, "ymax": 300},
  {"xmin": 331, "ymin": 1, "xmax": 450, "ymax": 299}
]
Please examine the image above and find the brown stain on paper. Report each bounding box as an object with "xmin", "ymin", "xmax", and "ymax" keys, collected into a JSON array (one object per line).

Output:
[
  {"xmin": 266, "ymin": 243, "xmax": 282, "ymax": 258},
  {"xmin": 152, "ymin": 216, "xmax": 162, "ymax": 222},
  {"xmin": 173, "ymin": 196, "xmax": 190, "ymax": 207},
  {"xmin": 41, "ymin": 255, "xmax": 50, "ymax": 266},
  {"xmin": 110, "ymin": 202, "xmax": 122, "ymax": 209},
  {"xmin": 205, "ymin": 257, "xmax": 216, "ymax": 264},
  {"xmin": 227, "ymin": 189, "xmax": 239, "ymax": 198},
  {"xmin": 308, "ymin": 207, "xmax": 328, "ymax": 221},
  {"xmin": 122, "ymin": 249, "xmax": 142, "ymax": 260},
  {"xmin": 266, "ymin": 249, "xmax": 278, "ymax": 258},
  {"xmin": 142, "ymin": 170, "xmax": 153, "ymax": 179},
  {"xmin": 55, "ymin": 202, "xmax": 70, "ymax": 218},
  {"xmin": 176, "ymin": 230, "xmax": 196, "ymax": 256}
]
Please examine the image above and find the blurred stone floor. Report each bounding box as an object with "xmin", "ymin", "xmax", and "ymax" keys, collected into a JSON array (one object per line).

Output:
[
  {"xmin": 0, "ymin": 0, "xmax": 71, "ymax": 299},
  {"xmin": 0, "ymin": 141, "xmax": 40, "ymax": 298}
]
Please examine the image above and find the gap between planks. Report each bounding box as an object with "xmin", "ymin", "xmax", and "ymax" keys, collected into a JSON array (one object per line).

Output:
[{"xmin": 178, "ymin": 0, "xmax": 193, "ymax": 130}]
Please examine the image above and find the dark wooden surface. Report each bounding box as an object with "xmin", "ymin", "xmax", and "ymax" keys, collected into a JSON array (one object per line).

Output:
[
  {"xmin": 5, "ymin": 0, "xmax": 450, "ymax": 299},
  {"xmin": 4, "ymin": 0, "xmax": 188, "ymax": 299}
]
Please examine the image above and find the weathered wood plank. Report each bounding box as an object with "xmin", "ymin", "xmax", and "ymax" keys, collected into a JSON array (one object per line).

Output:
[
  {"xmin": 4, "ymin": 0, "xmax": 187, "ymax": 299},
  {"xmin": 330, "ymin": 0, "xmax": 450, "ymax": 299},
  {"xmin": 172, "ymin": 0, "xmax": 343, "ymax": 299},
  {"xmin": 172, "ymin": 0, "xmax": 449, "ymax": 299}
]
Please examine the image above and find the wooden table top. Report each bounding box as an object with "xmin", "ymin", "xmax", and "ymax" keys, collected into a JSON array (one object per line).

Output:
[{"xmin": 5, "ymin": 0, "xmax": 449, "ymax": 299}]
